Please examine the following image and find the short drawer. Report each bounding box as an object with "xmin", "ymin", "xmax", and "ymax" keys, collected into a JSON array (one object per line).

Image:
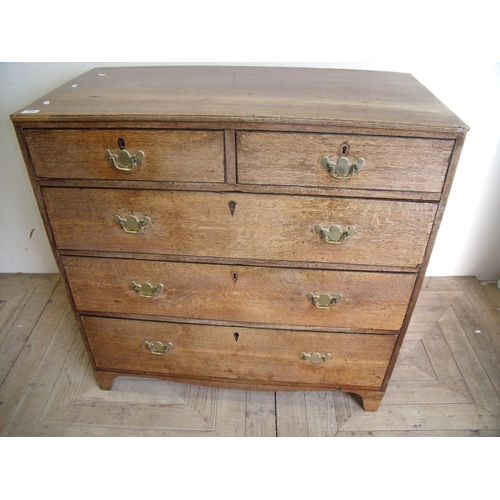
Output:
[
  {"xmin": 64, "ymin": 256, "xmax": 416, "ymax": 331},
  {"xmin": 82, "ymin": 316, "xmax": 397, "ymax": 389},
  {"xmin": 44, "ymin": 188, "xmax": 436, "ymax": 269},
  {"xmin": 25, "ymin": 129, "xmax": 225, "ymax": 182},
  {"xmin": 236, "ymin": 132, "xmax": 454, "ymax": 193}
]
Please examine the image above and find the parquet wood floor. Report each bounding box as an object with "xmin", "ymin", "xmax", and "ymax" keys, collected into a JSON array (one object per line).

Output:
[{"xmin": 1, "ymin": 274, "xmax": 499, "ymax": 436}]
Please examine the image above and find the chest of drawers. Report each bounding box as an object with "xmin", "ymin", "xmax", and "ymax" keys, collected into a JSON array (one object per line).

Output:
[{"xmin": 11, "ymin": 66, "xmax": 468, "ymax": 411}]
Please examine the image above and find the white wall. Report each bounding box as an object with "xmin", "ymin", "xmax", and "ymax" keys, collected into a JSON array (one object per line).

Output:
[{"xmin": 1, "ymin": 62, "xmax": 499, "ymax": 280}]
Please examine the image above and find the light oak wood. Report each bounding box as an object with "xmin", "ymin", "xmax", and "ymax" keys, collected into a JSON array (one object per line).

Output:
[
  {"xmin": 26, "ymin": 129, "xmax": 225, "ymax": 182},
  {"xmin": 224, "ymin": 129, "xmax": 237, "ymax": 185},
  {"xmin": 37, "ymin": 177, "xmax": 444, "ymax": 202},
  {"xmin": 11, "ymin": 66, "xmax": 468, "ymax": 132},
  {"xmin": 63, "ymin": 256, "xmax": 416, "ymax": 331},
  {"xmin": 347, "ymin": 390, "xmax": 385, "ymax": 412},
  {"xmin": 93, "ymin": 370, "xmax": 116, "ymax": 390},
  {"xmin": 82, "ymin": 316, "xmax": 397, "ymax": 389},
  {"xmin": 237, "ymin": 132, "xmax": 454, "ymax": 193},
  {"xmin": 10, "ymin": 66, "xmax": 469, "ymax": 412},
  {"xmin": 43, "ymin": 188, "xmax": 437, "ymax": 268}
]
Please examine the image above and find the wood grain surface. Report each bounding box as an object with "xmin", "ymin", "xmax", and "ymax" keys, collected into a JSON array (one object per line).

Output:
[
  {"xmin": 9, "ymin": 66, "xmax": 469, "ymax": 415},
  {"xmin": 43, "ymin": 188, "xmax": 437, "ymax": 268},
  {"xmin": 63, "ymin": 256, "xmax": 416, "ymax": 331},
  {"xmin": 82, "ymin": 316, "xmax": 397, "ymax": 389},
  {"xmin": 26, "ymin": 129, "xmax": 225, "ymax": 182},
  {"xmin": 3, "ymin": 275, "xmax": 498, "ymax": 435},
  {"xmin": 11, "ymin": 66, "xmax": 468, "ymax": 132},
  {"xmin": 237, "ymin": 132, "xmax": 454, "ymax": 193}
]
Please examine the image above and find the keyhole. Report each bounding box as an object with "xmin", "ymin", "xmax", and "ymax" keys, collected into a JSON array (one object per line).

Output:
[
  {"xmin": 342, "ymin": 145, "xmax": 348, "ymax": 155},
  {"xmin": 234, "ymin": 332, "xmax": 239, "ymax": 342},
  {"xmin": 118, "ymin": 138, "xmax": 125, "ymax": 150},
  {"xmin": 232, "ymin": 272, "xmax": 238, "ymax": 283}
]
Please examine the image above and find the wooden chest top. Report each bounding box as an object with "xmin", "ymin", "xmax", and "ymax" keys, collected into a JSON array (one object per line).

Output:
[{"xmin": 11, "ymin": 66, "xmax": 468, "ymax": 132}]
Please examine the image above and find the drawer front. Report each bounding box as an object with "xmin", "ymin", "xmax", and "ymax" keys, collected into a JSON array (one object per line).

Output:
[
  {"xmin": 44, "ymin": 188, "xmax": 436, "ymax": 268},
  {"xmin": 237, "ymin": 132, "xmax": 454, "ymax": 193},
  {"xmin": 82, "ymin": 316, "xmax": 397, "ymax": 388},
  {"xmin": 25, "ymin": 129, "xmax": 225, "ymax": 182},
  {"xmin": 64, "ymin": 256, "xmax": 416, "ymax": 331}
]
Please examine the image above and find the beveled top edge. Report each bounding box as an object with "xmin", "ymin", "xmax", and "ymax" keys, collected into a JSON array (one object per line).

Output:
[{"xmin": 11, "ymin": 66, "xmax": 469, "ymax": 132}]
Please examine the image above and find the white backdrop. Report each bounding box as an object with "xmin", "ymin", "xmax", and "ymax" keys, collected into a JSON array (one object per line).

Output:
[{"xmin": 1, "ymin": 62, "xmax": 499, "ymax": 280}]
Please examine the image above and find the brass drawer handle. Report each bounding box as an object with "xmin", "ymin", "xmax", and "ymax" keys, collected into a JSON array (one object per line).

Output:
[
  {"xmin": 307, "ymin": 292, "xmax": 344, "ymax": 309},
  {"xmin": 104, "ymin": 148, "xmax": 145, "ymax": 171},
  {"xmin": 144, "ymin": 341, "xmax": 174, "ymax": 355},
  {"xmin": 321, "ymin": 155, "xmax": 365, "ymax": 179},
  {"xmin": 300, "ymin": 352, "xmax": 332, "ymax": 364},
  {"xmin": 315, "ymin": 224, "xmax": 356, "ymax": 244},
  {"xmin": 114, "ymin": 215, "xmax": 151, "ymax": 234},
  {"xmin": 131, "ymin": 281, "xmax": 164, "ymax": 298}
]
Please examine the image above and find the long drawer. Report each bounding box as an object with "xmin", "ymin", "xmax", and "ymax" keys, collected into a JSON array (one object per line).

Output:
[
  {"xmin": 237, "ymin": 132, "xmax": 454, "ymax": 193},
  {"xmin": 64, "ymin": 256, "xmax": 416, "ymax": 331},
  {"xmin": 44, "ymin": 188, "xmax": 437, "ymax": 268},
  {"xmin": 82, "ymin": 316, "xmax": 397, "ymax": 388},
  {"xmin": 25, "ymin": 129, "xmax": 225, "ymax": 182}
]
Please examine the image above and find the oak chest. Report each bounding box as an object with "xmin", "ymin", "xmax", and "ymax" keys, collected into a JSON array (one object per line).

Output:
[{"xmin": 11, "ymin": 66, "xmax": 468, "ymax": 411}]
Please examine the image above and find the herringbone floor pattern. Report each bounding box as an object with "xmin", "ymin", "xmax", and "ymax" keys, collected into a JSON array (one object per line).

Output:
[{"xmin": 1, "ymin": 274, "xmax": 499, "ymax": 436}]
